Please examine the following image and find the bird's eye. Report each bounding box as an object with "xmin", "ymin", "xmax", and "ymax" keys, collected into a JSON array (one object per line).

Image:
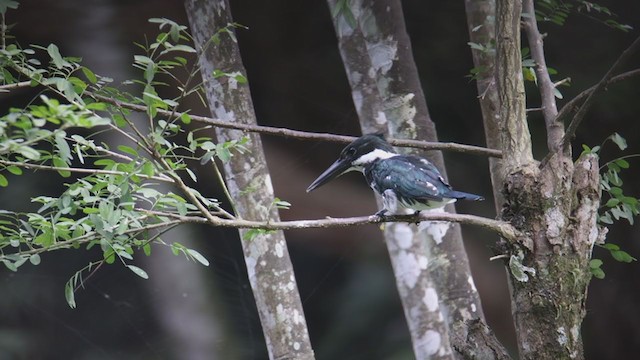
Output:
[{"xmin": 347, "ymin": 147, "xmax": 356, "ymax": 156}]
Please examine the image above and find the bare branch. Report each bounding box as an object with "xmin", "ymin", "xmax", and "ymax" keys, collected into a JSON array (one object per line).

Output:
[
  {"xmin": 90, "ymin": 93, "xmax": 502, "ymax": 158},
  {"xmin": 522, "ymin": 0, "xmax": 563, "ymax": 151},
  {"xmin": 562, "ymin": 35, "xmax": 640, "ymax": 149},
  {"xmin": 556, "ymin": 68, "xmax": 640, "ymax": 125},
  {"xmin": 0, "ymin": 80, "xmax": 32, "ymax": 92},
  {"xmin": 148, "ymin": 211, "xmax": 522, "ymax": 242}
]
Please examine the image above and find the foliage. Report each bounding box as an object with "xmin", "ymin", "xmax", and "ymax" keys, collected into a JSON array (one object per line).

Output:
[
  {"xmin": 535, "ymin": 0, "xmax": 632, "ymax": 32},
  {"xmin": 0, "ymin": 13, "xmax": 255, "ymax": 307},
  {"xmin": 581, "ymin": 133, "xmax": 639, "ymax": 278}
]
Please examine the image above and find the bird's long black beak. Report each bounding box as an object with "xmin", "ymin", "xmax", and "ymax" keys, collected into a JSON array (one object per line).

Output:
[{"xmin": 306, "ymin": 158, "xmax": 352, "ymax": 193}]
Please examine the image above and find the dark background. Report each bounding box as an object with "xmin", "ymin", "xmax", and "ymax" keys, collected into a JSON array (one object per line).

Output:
[{"xmin": 1, "ymin": 0, "xmax": 640, "ymax": 359}]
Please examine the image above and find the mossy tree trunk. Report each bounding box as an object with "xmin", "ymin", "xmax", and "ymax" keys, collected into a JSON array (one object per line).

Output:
[{"xmin": 494, "ymin": 0, "xmax": 602, "ymax": 358}]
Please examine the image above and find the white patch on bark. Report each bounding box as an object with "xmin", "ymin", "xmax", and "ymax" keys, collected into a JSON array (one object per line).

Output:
[
  {"xmin": 468, "ymin": 275, "xmax": 478, "ymax": 293},
  {"xmin": 396, "ymin": 251, "xmax": 428, "ymax": 288},
  {"xmin": 557, "ymin": 326, "xmax": 568, "ymax": 346},
  {"xmin": 375, "ymin": 110, "xmax": 387, "ymax": 125},
  {"xmin": 386, "ymin": 93, "xmax": 417, "ymax": 126},
  {"xmin": 264, "ymin": 174, "xmax": 274, "ymax": 195},
  {"xmin": 245, "ymin": 256, "xmax": 257, "ymax": 285},
  {"xmin": 545, "ymin": 207, "xmax": 565, "ymax": 243},
  {"xmin": 275, "ymin": 241, "xmax": 284, "ymax": 258},
  {"xmin": 471, "ymin": 303, "xmax": 477, "ymax": 313},
  {"xmin": 367, "ymin": 38, "xmax": 398, "ymax": 75},
  {"xmin": 352, "ymin": 89, "xmax": 363, "ymax": 113},
  {"xmin": 570, "ymin": 324, "xmax": 580, "ymax": 341},
  {"xmin": 423, "ymin": 287, "xmax": 439, "ymax": 312},
  {"xmin": 213, "ymin": 105, "xmax": 235, "ymax": 122},
  {"xmin": 418, "ymin": 208, "xmax": 451, "ymax": 244},
  {"xmin": 459, "ymin": 308, "xmax": 472, "ymax": 321},
  {"xmin": 393, "ymin": 223, "xmax": 414, "ymax": 249},
  {"xmin": 418, "ymin": 330, "xmax": 442, "ymax": 356},
  {"xmin": 293, "ymin": 342, "xmax": 300, "ymax": 350}
]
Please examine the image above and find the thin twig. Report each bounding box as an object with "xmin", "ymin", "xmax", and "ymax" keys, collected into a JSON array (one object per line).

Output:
[
  {"xmin": 89, "ymin": 93, "xmax": 503, "ymax": 158},
  {"xmin": 556, "ymin": 68, "xmax": 640, "ymax": 125},
  {"xmin": 562, "ymin": 35, "xmax": 640, "ymax": 149},
  {"xmin": 0, "ymin": 159, "xmax": 174, "ymax": 182}
]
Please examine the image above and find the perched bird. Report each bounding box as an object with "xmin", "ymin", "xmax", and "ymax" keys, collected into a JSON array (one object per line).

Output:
[{"xmin": 306, "ymin": 134, "xmax": 484, "ymax": 215}]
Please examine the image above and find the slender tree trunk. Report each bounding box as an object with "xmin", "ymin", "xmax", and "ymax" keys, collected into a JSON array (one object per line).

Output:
[
  {"xmin": 464, "ymin": 0, "xmax": 505, "ymax": 209},
  {"xmin": 329, "ymin": 0, "xmax": 508, "ymax": 358},
  {"xmin": 329, "ymin": 4, "xmax": 452, "ymax": 358},
  {"xmin": 495, "ymin": 0, "xmax": 601, "ymax": 358},
  {"xmin": 184, "ymin": 1, "xmax": 315, "ymax": 359}
]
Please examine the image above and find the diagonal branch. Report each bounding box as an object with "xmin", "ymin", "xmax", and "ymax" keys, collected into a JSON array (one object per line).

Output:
[
  {"xmin": 0, "ymin": 159, "xmax": 174, "ymax": 182},
  {"xmin": 561, "ymin": 35, "xmax": 640, "ymax": 150},
  {"xmin": 90, "ymin": 93, "xmax": 503, "ymax": 158},
  {"xmin": 522, "ymin": 0, "xmax": 562, "ymax": 152},
  {"xmin": 556, "ymin": 68, "xmax": 640, "ymax": 125}
]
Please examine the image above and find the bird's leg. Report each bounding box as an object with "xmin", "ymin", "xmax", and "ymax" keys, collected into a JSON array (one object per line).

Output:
[{"xmin": 375, "ymin": 208, "xmax": 388, "ymax": 217}]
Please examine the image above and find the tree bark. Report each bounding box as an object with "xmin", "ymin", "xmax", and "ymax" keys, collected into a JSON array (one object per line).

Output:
[
  {"xmin": 184, "ymin": 1, "xmax": 315, "ymax": 359},
  {"xmin": 328, "ymin": 3, "xmax": 452, "ymax": 358},
  {"xmin": 495, "ymin": 1, "xmax": 602, "ymax": 359},
  {"xmin": 329, "ymin": 0, "xmax": 508, "ymax": 358},
  {"xmin": 464, "ymin": 0, "xmax": 505, "ymax": 209}
]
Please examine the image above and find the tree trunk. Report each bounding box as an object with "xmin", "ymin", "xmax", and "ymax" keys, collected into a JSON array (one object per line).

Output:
[
  {"xmin": 329, "ymin": 0, "xmax": 508, "ymax": 358},
  {"xmin": 495, "ymin": 0, "xmax": 601, "ymax": 358},
  {"xmin": 328, "ymin": 3, "xmax": 452, "ymax": 358},
  {"xmin": 464, "ymin": 0, "xmax": 505, "ymax": 209},
  {"xmin": 184, "ymin": 1, "xmax": 315, "ymax": 359}
]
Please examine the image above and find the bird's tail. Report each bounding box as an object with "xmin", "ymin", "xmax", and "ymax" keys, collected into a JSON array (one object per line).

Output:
[{"xmin": 449, "ymin": 190, "xmax": 484, "ymax": 201}]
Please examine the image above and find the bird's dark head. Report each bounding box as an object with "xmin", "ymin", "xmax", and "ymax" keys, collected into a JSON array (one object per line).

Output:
[{"xmin": 306, "ymin": 134, "xmax": 396, "ymax": 193}]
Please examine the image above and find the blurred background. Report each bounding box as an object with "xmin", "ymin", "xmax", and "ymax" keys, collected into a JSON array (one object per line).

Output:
[{"xmin": 1, "ymin": 0, "xmax": 639, "ymax": 359}]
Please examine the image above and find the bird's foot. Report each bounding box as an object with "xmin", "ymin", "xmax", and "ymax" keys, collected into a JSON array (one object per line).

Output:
[
  {"xmin": 375, "ymin": 209, "xmax": 388, "ymax": 218},
  {"xmin": 412, "ymin": 210, "xmax": 421, "ymax": 225}
]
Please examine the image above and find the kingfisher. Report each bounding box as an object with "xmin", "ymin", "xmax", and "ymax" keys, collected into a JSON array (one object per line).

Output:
[{"xmin": 306, "ymin": 134, "xmax": 484, "ymax": 215}]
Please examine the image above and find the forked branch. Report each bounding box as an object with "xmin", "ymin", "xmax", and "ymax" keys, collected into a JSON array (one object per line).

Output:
[{"xmin": 561, "ymin": 35, "xmax": 640, "ymax": 150}]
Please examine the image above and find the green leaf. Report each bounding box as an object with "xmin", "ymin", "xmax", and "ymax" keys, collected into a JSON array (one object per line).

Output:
[
  {"xmin": 65, "ymin": 281, "xmax": 77, "ymax": 308},
  {"xmin": 609, "ymin": 187, "xmax": 623, "ymax": 197},
  {"xmin": 47, "ymin": 44, "xmax": 66, "ymax": 69},
  {"xmin": 29, "ymin": 254, "xmax": 41, "ymax": 265},
  {"xmin": 589, "ymin": 258, "xmax": 603, "ymax": 269},
  {"xmin": 117, "ymin": 145, "xmax": 139, "ymax": 157},
  {"xmin": 7, "ymin": 165, "xmax": 23, "ymax": 175},
  {"xmin": 86, "ymin": 102, "xmax": 108, "ymax": 111},
  {"xmin": 590, "ymin": 267, "xmax": 605, "ymax": 279},
  {"xmin": 143, "ymin": 243, "xmax": 152, "ymax": 256},
  {"xmin": 611, "ymin": 250, "xmax": 636, "ymax": 263},
  {"xmin": 0, "ymin": 174, "xmax": 8, "ymax": 187},
  {"xmin": 605, "ymin": 198, "xmax": 620, "ymax": 207},
  {"xmin": 610, "ymin": 133, "xmax": 627, "ymax": 150},
  {"xmin": 52, "ymin": 157, "xmax": 71, "ymax": 178},
  {"xmin": 186, "ymin": 248, "xmax": 210, "ymax": 266},
  {"xmin": 0, "ymin": 0, "xmax": 19, "ymax": 15},
  {"xmin": 614, "ymin": 159, "xmax": 630, "ymax": 169},
  {"xmin": 180, "ymin": 113, "xmax": 191, "ymax": 124},
  {"xmin": 602, "ymin": 243, "xmax": 620, "ymax": 251},
  {"xmin": 17, "ymin": 146, "xmax": 40, "ymax": 160},
  {"xmin": 81, "ymin": 67, "xmax": 98, "ymax": 84},
  {"xmin": 127, "ymin": 265, "xmax": 149, "ymax": 279}
]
